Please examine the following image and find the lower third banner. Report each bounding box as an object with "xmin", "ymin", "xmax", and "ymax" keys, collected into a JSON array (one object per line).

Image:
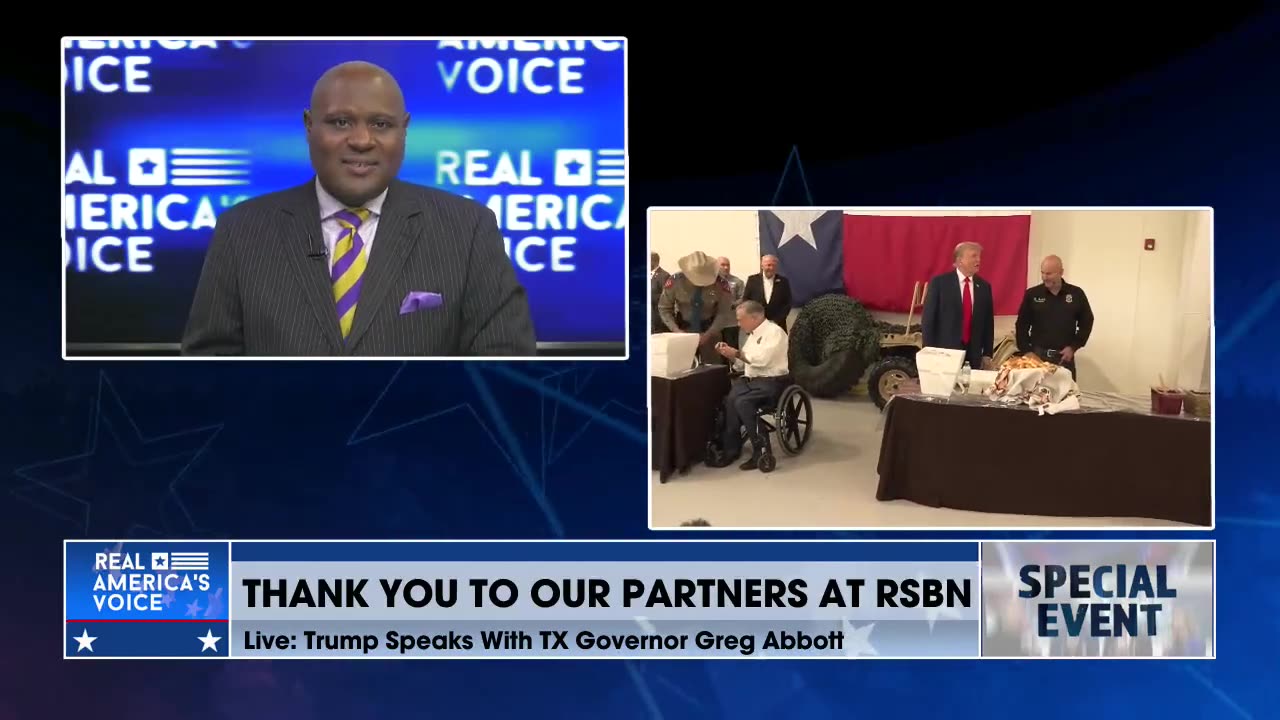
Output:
[
  {"xmin": 63, "ymin": 539, "xmax": 1213, "ymax": 660},
  {"xmin": 66, "ymin": 540, "xmax": 978, "ymax": 659}
]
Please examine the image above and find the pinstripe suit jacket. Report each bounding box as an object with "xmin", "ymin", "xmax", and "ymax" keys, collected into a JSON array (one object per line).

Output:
[{"xmin": 181, "ymin": 178, "xmax": 537, "ymax": 357}]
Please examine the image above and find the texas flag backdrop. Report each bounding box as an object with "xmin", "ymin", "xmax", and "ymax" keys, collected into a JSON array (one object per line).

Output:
[
  {"xmin": 842, "ymin": 213, "xmax": 1031, "ymax": 314},
  {"xmin": 758, "ymin": 210, "xmax": 846, "ymax": 306},
  {"xmin": 757, "ymin": 210, "xmax": 1031, "ymax": 313}
]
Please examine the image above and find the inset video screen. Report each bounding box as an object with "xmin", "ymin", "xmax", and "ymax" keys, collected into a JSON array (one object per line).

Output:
[{"xmin": 63, "ymin": 38, "xmax": 627, "ymax": 351}]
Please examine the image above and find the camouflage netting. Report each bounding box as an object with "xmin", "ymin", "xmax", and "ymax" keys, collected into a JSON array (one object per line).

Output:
[
  {"xmin": 875, "ymin": 321, "xmax": 922, "ymax": 335},
  {"xmin": 788, "ymin": 293, "xmax": 882, "ymax": 398}
]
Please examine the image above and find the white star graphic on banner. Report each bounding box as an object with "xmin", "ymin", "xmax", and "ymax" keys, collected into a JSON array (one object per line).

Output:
[
  {"xmin": 771, "ymin": 210, "xmax": 824, "ymax": 250},
  {"xmin": 917, "ymin": 572, "xmax": 963, "ymax": 632},
  {"xmin": 925, "ymin": 600, "xmax": 963, "ymax": 633},
  {"xmin": 74, "ymin": 628, "xmax": 96, "ymax": 652},
  {"xmin": 198, "ymin": 629, "xmax": 222, "ymax": 652},
  {"xmin": 841, "ymin": 618, "xmax": 878, "ymax": 657}
]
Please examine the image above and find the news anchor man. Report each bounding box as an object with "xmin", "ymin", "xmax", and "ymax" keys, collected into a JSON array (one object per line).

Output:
[
  {"xmin": 922, "ymin": 241, "xmax": 995, "ymax": 370},
  {"xmin": 181, "ymin": 61, "xmax": 536, "ymax": 356}
]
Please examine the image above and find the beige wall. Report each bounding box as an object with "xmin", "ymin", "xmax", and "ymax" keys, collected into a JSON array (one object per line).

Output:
[
  {"xmin": 1027, "ymin": 209, "xmax": 1211, "ymax": 394},
  {"xmin": 647, "ymin": 207, "xmax": 1212, "ymax": 396},
  {"xmin": 647, "ymin": 209, "xmax": 760, "ymax": 282}
]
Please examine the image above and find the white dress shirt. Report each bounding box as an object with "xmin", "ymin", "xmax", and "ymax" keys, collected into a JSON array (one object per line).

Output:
[
  {"xmin": 956, "ymin": 267, "xmax": 973, "ymax": 293},
  {"xmin": 734, "ymin": 319, "xmax": 789, "ymax": 378},
  {"xmin": 316, "ymin": 178, "xmax": 387, "ymax": 272},
  {"xmin": 763, "ymin": 273, "xmax": 775, "ymax": 303}
]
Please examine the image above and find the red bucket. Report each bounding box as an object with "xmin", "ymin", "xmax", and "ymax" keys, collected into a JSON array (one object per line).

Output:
[{"xmin": 1150, "ymin": 388, "xmax": 1184, "ymax": 415}]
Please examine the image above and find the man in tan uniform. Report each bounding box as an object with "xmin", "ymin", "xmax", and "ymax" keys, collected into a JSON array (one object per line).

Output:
[{"xmin": 657, "ymin": 251, "xmax": 736, "ymax": 365}]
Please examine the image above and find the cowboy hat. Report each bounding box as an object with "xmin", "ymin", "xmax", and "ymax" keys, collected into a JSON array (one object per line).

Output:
[{"xmin": 678, "ymin": 251, "xmax": 719, "ymax": 287}]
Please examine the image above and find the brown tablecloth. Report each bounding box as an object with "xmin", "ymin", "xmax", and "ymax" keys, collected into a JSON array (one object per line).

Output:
[
  {"xmin": 652, "ymin": 365, "xmax": 731, "ymax": 482},
  {"xmin": 875, "ymin": 392, "xmax": 1211, "ymax": 525}
]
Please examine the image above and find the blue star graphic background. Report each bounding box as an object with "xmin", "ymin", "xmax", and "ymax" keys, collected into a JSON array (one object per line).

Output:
[
  {"xmin": 9, "ymin": 371, "xmax": 222, "ymax": 538},
  {"xmin": 345, "ymin": 361, "xmax": 645, "ymax": 539},
  {"xmin": 10, "ymin": 15, "xmax": 1280, "ymax": 720}
]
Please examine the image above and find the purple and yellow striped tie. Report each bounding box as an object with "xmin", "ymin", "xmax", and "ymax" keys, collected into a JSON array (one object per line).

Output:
[{"xmin": 331, "ymin": 207, "xmax": 372, "ymax": 339}]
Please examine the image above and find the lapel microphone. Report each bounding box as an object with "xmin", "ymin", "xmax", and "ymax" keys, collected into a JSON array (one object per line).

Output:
[{"xmin": 305, "ymin": 229, "xmax": 328, "ymax": 260}]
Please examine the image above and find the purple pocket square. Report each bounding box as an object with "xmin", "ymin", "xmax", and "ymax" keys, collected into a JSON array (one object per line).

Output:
[{"xmin": 400, "ymin": 291, "xmax": 443, "ymax": 314}]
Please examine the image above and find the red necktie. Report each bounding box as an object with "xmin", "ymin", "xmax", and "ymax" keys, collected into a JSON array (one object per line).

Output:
[{"xmin": 962, "ymin": 277, "xmax": 973, "ymax": 345}]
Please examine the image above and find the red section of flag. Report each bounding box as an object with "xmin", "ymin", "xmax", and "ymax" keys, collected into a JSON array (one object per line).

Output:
[{"xmin": 842, "ymin": 214, "xmax": 1031, "ymax": 315}]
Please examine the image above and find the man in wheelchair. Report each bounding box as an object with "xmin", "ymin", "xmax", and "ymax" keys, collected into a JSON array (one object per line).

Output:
[{"xmin": 707, "ymin": 300, "xmax": 790, "ymax": 470}]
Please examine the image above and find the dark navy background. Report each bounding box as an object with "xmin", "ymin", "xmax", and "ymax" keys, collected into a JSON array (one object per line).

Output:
[{"xmin": 5, "ymin": 12, "xmax": 1279, "ymax": 719}]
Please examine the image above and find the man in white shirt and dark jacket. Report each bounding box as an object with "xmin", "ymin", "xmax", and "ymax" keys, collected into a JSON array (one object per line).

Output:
[
  {"xmin": 709, "ymin": 301, "xmax": 790, "ymax": 470},
  {"xmin": 742, "ymin": 254, "xmax": 792, "ymax": 331}
]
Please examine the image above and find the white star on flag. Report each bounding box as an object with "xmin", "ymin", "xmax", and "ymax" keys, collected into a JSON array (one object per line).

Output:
[
  {"xmin": 74, "ymin": 628, "xmax": 97, "ymax": 652},
  {"xmin": 841, "ymin": 618, "xmax": 878, "ymax": 658},
  {"xmin": 771, "ymin": 209, "xmax": 825, "ymax": 250},
  {"xmin": 199, "ymin": 629, "xmax": 222, "ymax": 652}
]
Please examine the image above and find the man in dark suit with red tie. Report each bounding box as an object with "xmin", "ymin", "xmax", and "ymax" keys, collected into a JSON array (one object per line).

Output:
[{"xmin": 922, "ymin": 242, "xmax": 995, "ymax": 369}]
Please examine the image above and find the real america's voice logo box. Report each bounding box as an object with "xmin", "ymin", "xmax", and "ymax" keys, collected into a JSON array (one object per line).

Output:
[{"xmin": 65, "ymin": 540, "xmax": 230, "ymax": 659}]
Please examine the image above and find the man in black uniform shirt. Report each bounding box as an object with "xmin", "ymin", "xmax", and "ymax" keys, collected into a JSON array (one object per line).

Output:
[{"xmin": 1014, "ymin": 255, "xmax": 1095, "ymax": 380}]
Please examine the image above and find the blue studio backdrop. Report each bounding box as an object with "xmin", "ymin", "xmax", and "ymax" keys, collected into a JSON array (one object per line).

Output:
[{"xmin": 62, "ymin": 38, "xmax": 627, "ymax": 350}]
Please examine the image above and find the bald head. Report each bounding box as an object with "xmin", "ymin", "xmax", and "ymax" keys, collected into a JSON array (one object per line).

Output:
[
  {"xmin": 717, "ymin": 256, "xmax": 731, "ymax": 277},
  {"xmin": 1040, "ymin": 255, "xmax": 1064, "ymax": 293},
  {"xmin": 310, "ymin": 61, "xmax": 406, "ymax": 113},
  {"xmin": 304, "ymin": 61, "xmax": 410, "ymax": 207}
]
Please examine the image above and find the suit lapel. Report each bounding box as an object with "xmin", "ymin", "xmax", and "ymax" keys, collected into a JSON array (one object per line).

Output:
[
  {"xmin": 279, "ymin": 181, "xmax": 343, "ymax": 352},
  {"xmin": 345, "ymin": 180, "xmax": 422, "ymax": 351},
  {"xmin": 951, "ymin": 273, "xmax": 963, "ymax": 324}
]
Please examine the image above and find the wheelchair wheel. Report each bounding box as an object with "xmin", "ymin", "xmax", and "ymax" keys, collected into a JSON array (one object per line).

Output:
[
  {"xmin": 775, "ymin": 385, "xmax": 813, "ymax": 456},
  {"xmin": 758, "ymin": 453, "xmax": 777, "ymax": 473}
]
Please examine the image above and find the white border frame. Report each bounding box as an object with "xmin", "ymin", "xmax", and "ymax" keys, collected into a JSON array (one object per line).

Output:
[
  {"xmin": 63, "ymin": 537, "xmax": 1215, "ymax": 661},
  {"xmin": 645, "ymin": 206, "xmax": 1216, "ymax": 532},
  {"xmin": 60, "ymin": 36, "xmax": 630, "ymax": 362}
]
